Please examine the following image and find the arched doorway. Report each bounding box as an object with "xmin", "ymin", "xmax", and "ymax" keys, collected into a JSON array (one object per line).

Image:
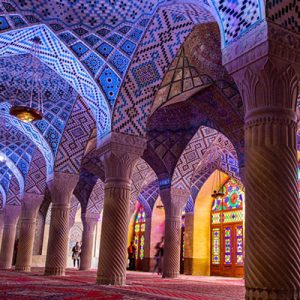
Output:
[{"xmin": 210, "ymin": 178, "xmax": 244, "ymax": 277}]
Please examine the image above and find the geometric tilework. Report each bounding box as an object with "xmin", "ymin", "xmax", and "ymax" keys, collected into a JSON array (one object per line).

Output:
[
  {"xmin": 137, "ymin": 179, "xmax": 160, "ymax": 217},
  {"xmin": 267, "ymin": 0, "xmax": 299, "ymax": 33},
  {"xmin": 24, "ymin": 148, "xmax": 46, "ymax": 195},
  {"xmin": 0, "ymin": 53, "xmax": 78, "ymax": 155},
  {"xmin": 0, "ymin": 25, "xmax": 111, "ymax": 138},
  {"xmin": 73, "ymin": 171, "xmax": 98, "ymax": 213},
  {"xmin": 112, "ymin": 6, "xmax": 213, "ymax": 136},
  {"xmin": 0, "ymin": 184, "xmax": 6, "ymax": 209},
  {"xmin": 54, "ymin": 96, "xmax": 95, "ymax": 174},
  {"xmin": 172, "ymin": 126, "xmax": 218, "ymax": 191},
  {"xmin": 151, "ymin": 46, "xmax": 210, "ymax": 115},
  {"xmin": 0, "ymin": 108, "xmax": 54, "ymax": 178},
  {"xmin": 69, "ymin": 195, "xmax": 80, "ymax": 229},
  {"xmin": 88, "ymin": 179, "xmax": 104, "ymax": 215},
  {"xmin": 6, "ymin": 175, "xmax": 21, "ymax": 206},
  {"xmin": 210, "ymin": 0, "xmax": 263, "ymax": 46}
]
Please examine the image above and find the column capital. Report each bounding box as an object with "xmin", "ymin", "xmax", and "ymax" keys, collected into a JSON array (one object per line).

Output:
[
  {"xmin": 222, "ymin": 21, "xmax": 300, "ymax": 75},
  {"xmin": 97, "ymin": 133, "xmax": 147, "ymax": 183},
  {"xmin": 21, "ymin": 193, "xmax": 44, "ymax": 220},
  {"xmin": 47, "ymin": 172, "xmax": 79, "ymax": 205},
  {"xmin": 222, "ymin": 22, "xmax": 300, "ymax": 122},
  {"xmin": 3, "ymin": 205, "xmax": 21, "ymax": 224},
  {"xmin": 160, "ymin": 187, "xmax": 189, "ymax": 217},
  {"xmin": 81, "ymin": 212, "xmax": 99, "ymax": 227}
]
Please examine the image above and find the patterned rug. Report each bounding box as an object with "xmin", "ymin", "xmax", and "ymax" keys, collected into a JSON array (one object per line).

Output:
[{"xmin": 0, "ymin": 268, "xmax": 245, "ymax": 299}]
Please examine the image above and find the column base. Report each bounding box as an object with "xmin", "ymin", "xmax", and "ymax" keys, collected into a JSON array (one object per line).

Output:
[
  {"xmin": 0, "ymin": 264, "xmax": 11, "ymax": 270},
  {"xmin": 79, "ymin": 265, "xmax": 91, "ymax": 271},
  {"xmin": 96, "ymin": 275, "xmax": 125, "ymax": 285},
  {"xmin": 15, "ymin": 266, "xmax": 31, "ymax": 272},
  {"xmin": 246, "ymin": 287, "xmax": 300, "ymax": 300},
  {"xmin": 162, "ymin": 271, "xmax": 179, "ymax": 278},
  {"xmin": 44, "ymin": 267, "xmax": 65, "ymax": 276}
]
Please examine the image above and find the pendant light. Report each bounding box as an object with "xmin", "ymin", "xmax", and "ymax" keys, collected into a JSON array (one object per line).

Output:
[{"xmin": 9, "ymin": 36, "xmax": 44, "ymax": 123}]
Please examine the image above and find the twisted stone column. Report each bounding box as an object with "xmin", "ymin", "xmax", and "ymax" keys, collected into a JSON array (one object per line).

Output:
[
  {"xmin": 0, "ymin": 210, "xmax": 4, "ymax": 251},
  {"xmin": 15, "ymin": 193, "xmax": 43, "ymax": 272},
  {"xmin": 80, "ymin": 212, "xmax": 98, "ymax": 270},
  {"xmin": 44, "ymin": 172, "xmax": 79, "ymax": 276},
  {"xmin": 0, "ymin": 205, "xmax": 21, "ymax": 269},
  {"xmin": 160, "ymin": 187, "xmax": 188, "ymax": 278},
  {"xmin": 96, "ymin": 132, "xmax": 146, "ymax": 285},
  {"xmin": 224, "ymin": 27, "xmax": 300, "ymax": 298}
]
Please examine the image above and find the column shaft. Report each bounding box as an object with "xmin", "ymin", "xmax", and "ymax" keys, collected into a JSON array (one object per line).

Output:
[
  {"xmin": 163, "ymin": 214, "xmax": 181, "ymax": 278},
  {"xmin": 0, "ymin": 206, "xmax": 21, "ymax": 269},
  {"xmin": 45, "ymin": 203, "xmax": 70, "ymax": 276},
  {"xmin": 80, "ymin": 215, "xmax": 98, "ymax": 270},
  {"xmin": 15, "ymin": 193, "xmax": 43, "ymax": 272},
  {"xmin": 97, "ymin": 180, "xmax": 131, "ymax": 285},
  {"xmin": 44, "ymin": 173, "xmax": 78, "ymax": 276}
]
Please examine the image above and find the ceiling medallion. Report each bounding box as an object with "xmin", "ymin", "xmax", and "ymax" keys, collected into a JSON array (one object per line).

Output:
[{"xmin": 10, "ymin": 36, "xmax": 44, "ymax": 123}]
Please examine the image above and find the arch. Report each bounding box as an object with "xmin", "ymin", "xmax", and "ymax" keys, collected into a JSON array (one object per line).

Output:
[
  {"xmin": 0, "ymin": 108, "xmax": 54, "ymax": 178},
  {"xmin": 24, "ymin": 148, "xmax": 46, "ymax": 195},
  {"xmin": 0, "ymin": 25, "xmax": 111, "ymax": 138},
  {"xmin": 112, "ymin": 4, "xmax": 214, "ymax": 136},
  {"xmin": 54, "ymin": 96, "xmax": 95, "ymax": 174}
]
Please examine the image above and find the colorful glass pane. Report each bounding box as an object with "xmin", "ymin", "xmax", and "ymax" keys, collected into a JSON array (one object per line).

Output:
[
  {"xmin": 222, "ymin": 210, "xmax": 243, "ymax": 223},
  {"xmin": 212, "ymin": 196, "xmax": 222, "ymax": 212},
  {"xmin": 133, "ymin": 206, "xmax": 146, "ymax": 262},
  {"xmin": 236, "ymin": 225, "xmax": 243, "ymax": 264},
  {"xmin": 212, "ymin": 228, "xmax": 220, "ymax": 264},
  {"xmin": 222, "ymin": 179, "xmax": 243, "ymax": 211},
  {"xmin": 224, "ymin": 227, "xmax": 232, "ymax": 265},
  {"xmin": 212, "ymin": 212, "xmax": 221, "ymax": 224}
]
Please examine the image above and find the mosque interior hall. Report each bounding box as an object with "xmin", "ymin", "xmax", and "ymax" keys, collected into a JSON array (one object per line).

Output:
[{"xmin": 0, "ymin": 0, "xmax": 298, "ymax": 299}]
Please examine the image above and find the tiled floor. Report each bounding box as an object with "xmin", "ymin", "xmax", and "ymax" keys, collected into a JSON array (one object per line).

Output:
[{"xmin": 0, "ymin": 268, "xmax": 245, "ymax": 299}]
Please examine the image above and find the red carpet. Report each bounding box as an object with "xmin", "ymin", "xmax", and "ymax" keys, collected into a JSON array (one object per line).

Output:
[{"xmin": 0, "ymin": 268, "xmax": 245, "ymax": 299}]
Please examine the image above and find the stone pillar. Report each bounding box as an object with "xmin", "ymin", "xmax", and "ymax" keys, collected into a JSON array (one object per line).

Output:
[
  {"xmin": 142, "ymin": 217, "xmax": 152, "ymax": 272},
  {"xmin": 96, "ymin": 132, "xmax": 146, "ymax": 285},
  {"xmin": 15, "ymin": 193, "xmax": 43, "ymax": 272},
  {"xmin": 0, "ymin": 205, "xmax": 21, "ymax": 269},
  {"xmin": 160, "ymin": 187, "xmax": 188, "ymax": 278},
  {"xmin": 80, "ymin": 212, "xmax": 98, "ymax": 270},
  {"xmin": 44, "ymin": 172, "xmax": 79, "ymax": 276},
  {"xmin": 0, "ymin": 210, "xmax": 4, "ymax": 251},
  {"xmin": 223, "ymin": 22, "xmax": 300, "ymax": 299}
]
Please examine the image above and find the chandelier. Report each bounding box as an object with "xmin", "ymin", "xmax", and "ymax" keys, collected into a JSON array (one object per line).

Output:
[{"xmin": 10, "ymin": 36, "xmax": 44, "ymax": 123}]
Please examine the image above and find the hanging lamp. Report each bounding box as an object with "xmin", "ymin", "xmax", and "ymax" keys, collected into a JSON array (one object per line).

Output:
[{"xmin": 10, "ymin": 36, "xmax": 44, "ymax": 123}]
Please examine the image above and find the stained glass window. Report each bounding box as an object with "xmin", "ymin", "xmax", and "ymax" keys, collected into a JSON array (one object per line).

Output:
[
  {"xmin": 211, "ymin": 177, "xmax": 244, "ymax": 277},
  {"xmin": 133, "ymin": 206, "xmax": 146, "ymax": 261}
]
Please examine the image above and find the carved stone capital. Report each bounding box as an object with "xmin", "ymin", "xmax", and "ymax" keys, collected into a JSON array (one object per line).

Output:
[
  {"xmin": 97, "ymin": 133, "xmax": 146, "ymax": 184},
  {"xmin": 21, "ymin": 193, "xmax": 44, "ymax": 220},
  {"xmin": 160, "ymin": 187, "xmax": 189, "ymax": 217},
  {"xmin": 230, "ymin": 57, "xmax": 298, "ymax": 122},
  {"xmin": 222, "ymin": 21, "xmax": 300, "ymax": 74},
  {"xmin": 47, "ymin": 172, "xmax": 79, "ymax": 205},
  {"xmin": 81, "ymin": 212, "xmax": 99, "ymax": 230},
  {"xmin": 3, "ymin": 205, "xmax": 21, "ymax": 225}
]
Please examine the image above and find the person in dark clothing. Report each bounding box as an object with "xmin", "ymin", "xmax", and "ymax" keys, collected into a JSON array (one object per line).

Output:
[
  {"xmin": 128, "ymin": 241, "xmax": 136, "ymax": 271},
  {"xmin": 72, "ymin": 242, "xmax": 81, "ymax": 268},
  {"xmin": 153, "ymin": 237, "xmax": 164, "ymax": 274}
]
